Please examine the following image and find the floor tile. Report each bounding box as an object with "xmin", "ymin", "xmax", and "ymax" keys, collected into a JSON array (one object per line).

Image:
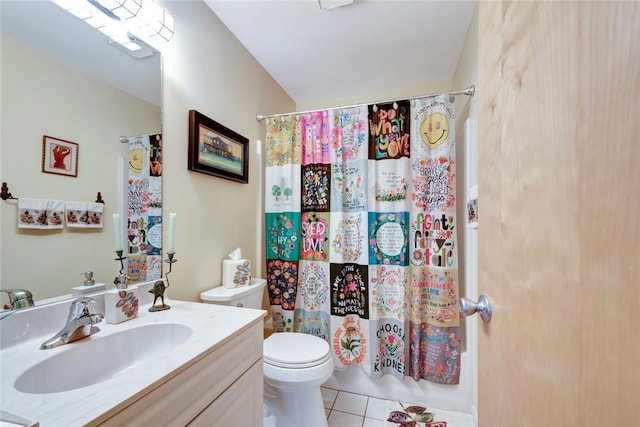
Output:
[
  {"xmin": 332, "ymin": 391, "xmax": 369, "ymax": 416},
  {"xmin": 363, "ymin": 418, "xmax": 386, "ymax": 427},
  {"xmin": 268, "ymin": 387, "xmax": 474, "ymax": 427},
  {"xmin": 321, "ymin": 387, "xmax": 339, "ymax": 409},
  {"xmin": 365, "ymin": 396, "xmax": 388, "ymax": 421},
  {"xmin": 327, "ymin": 409, "xmax": 365, "ymax": 427}
]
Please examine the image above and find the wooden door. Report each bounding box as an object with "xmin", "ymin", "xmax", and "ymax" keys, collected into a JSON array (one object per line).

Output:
[{"xmin": 477, "ymin": 1, "xmax": 640, "ymax": 426}]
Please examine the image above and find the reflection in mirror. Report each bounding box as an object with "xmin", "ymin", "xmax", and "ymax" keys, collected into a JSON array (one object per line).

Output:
[{"xmin": 0, "ymin": 0, "xmax": 162, "ymax": 307}]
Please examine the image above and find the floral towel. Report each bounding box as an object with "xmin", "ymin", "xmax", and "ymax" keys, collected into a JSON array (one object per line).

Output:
[
  {"xmin": 66, "ymin": 201, "xmax": 103, "ymax": 228},
  {"xmin": 385, "ymin": 400, "xmax": 474, "ymax": 426},
  {"xmin": 18, "ymin": 198, "xmax": 62, "ymax": 229},
  {"xmin": 85, "ymin": 202, "xmax": 104, "ymax": 228},
  {"xmin": 65, "ymin": 201, "xmax": 103, "ymax": 228},
  {"xmin": 46, "ymin": 200, "xmax": 65, "ymax": 228}
]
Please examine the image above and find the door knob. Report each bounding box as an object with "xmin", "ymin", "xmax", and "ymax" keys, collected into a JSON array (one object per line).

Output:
[{"xmin": 459, "ymin": 294, "xmax": 492, "ymax": 322}]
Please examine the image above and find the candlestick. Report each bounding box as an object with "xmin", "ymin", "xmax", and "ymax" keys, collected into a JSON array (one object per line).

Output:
[
  {"xmin": 149, "ymin": 251, "xmax": 177, "ymax": 312},
  {"xmin": 112, "ymin": 213, "xmax": 123, "ymax": 252},
  {"xmin": 113, "ymin": 250, "xmax": 128, "ymax": 289},
  {"xmin": 167, "ymin": 211, "xmax": 176, "ymax": 254}
]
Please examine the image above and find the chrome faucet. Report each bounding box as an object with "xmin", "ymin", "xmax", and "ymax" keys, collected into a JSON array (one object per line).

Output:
[
  {"xmin": 1, "ymin": 288, "xmax": 35, "ymax": 310},
  {"xmin": 40, "ymin": 297, "xmax": 104, "ymax": 350}
]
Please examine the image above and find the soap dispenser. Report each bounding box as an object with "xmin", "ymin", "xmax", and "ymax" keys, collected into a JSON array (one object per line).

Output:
[
  {"xmin": 105, "ymin": 273, "xmax": 139, "ymax": 324},
  {"xmin": 71, "ymin": 271, "xmax": 107, "ymax": 296}
]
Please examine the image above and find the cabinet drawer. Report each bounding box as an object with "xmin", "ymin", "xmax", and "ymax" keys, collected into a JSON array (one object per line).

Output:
[
  {"xmin": 188, "ymin": 359, "xmax": 263, "ymax": 427},
  {"xmin": 95, "ymin": 321, "xmax": 263, "ymax": 426}
]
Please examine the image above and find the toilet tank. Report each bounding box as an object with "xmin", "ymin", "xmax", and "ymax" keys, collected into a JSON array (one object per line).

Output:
[{"xmin": 200, "ymin": 278, "xmax": 266, "ymax": 309}]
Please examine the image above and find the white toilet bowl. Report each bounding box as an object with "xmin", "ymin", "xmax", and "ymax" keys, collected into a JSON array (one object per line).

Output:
[
  {"xmin": 263, "ymin": 332, "xmax": 334, "ymax": 427},
  {"xmin": 200, "ymin": 280, "xmax": 334, "ymax": 427}
]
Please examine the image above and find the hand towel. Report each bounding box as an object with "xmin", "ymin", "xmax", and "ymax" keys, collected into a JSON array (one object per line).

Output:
[
  {"xmin": 65, "ymin": 201, "xmax": 89, "ymax": 228},
  {"xmin": 17, "ymin": 198, "xmax": 48, "ymax": 229},
  {"xmin": 85, "ymin": 202, "xmax": 104, "ymax": 228},
  {"xmin": 45, "ymin": 200, "xmax": 65, "ymax": 229}
]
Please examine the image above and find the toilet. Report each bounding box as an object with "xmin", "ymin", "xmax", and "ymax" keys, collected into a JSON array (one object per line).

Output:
[{"xmin": 201, "ymin": 278, "xmax": 334, "ymax": 427}]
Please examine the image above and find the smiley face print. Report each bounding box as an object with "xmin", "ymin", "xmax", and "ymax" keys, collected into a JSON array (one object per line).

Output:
[{"xmin": 420, "ymin": 112, "xmax": 450, "ymax": 150}]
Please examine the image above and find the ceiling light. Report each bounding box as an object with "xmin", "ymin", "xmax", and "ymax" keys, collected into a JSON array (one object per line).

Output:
[
  {"xmin": 109, "ymin": 33, "xmax": 158, "ymax": 59},
  {"xmin": 318, "ymin": 0, "xmax": 354, "ymax": 10},
  {"xmin": 51, "ymin": 0, "xmax": 174, "ymax": 57}
]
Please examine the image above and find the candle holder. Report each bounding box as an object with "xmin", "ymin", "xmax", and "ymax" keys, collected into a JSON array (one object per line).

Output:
[
  {"xmin": 149, "ymin": 252, "xmax": 176, "ymax": 312},
  {"xmin": 113, "ymin": 250, "xmax": 129, "ymax": 289}
]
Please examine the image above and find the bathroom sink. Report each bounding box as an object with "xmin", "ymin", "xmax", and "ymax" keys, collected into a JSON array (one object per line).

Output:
[{"xmin": 14, "ymin": 322, "xmax": 192, "ymax": 394}]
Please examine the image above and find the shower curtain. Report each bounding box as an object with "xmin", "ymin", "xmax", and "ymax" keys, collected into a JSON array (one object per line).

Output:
[
  {"xmin": 264, "ymin": 96, "xmax": 460, "ymax": 384},
  {"xmin": 127, "ymin": 133, "xmax": 163, "ymax": 282}
]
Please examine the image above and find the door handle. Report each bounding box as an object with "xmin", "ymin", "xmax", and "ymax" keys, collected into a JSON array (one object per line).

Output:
[{"xmin": 459, "ymin": 294, "xmax": 492, "ymax": 322}]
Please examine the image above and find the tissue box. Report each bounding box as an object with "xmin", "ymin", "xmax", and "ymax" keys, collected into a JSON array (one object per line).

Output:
[
  {"xmin": 105, "ymin": 286, "xmax": 139, "ymax": 324},
  {"xmin": 222, "ymin": 259, "xmax": 251, "ymax": 288}
]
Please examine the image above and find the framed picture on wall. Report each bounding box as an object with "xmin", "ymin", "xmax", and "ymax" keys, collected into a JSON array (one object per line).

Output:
[
  {"xmin": 188, "ymin": 110, "xmax": 249, "ymax": 184},
  {"xmin": 42, "ymin": 135, "xmax": 79, "ymax": 177}
]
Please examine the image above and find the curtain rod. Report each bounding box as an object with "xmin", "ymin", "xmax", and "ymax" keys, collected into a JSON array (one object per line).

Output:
[
  {"xmin": 256, "ymin": 84, "xmax": 475, "ymax": 122},
  {"xmin": 118, "ymin": 133, "xmax": 161, "ymax": 143}
]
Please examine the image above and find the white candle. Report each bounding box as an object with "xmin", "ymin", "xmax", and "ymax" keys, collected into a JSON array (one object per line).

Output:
[
  {"xmin": 167, "ymin": 212, "xmax": 176, "ymax": 253},
  {"xmin": 112, "ymin": 213, "xmax": 123, "ymax": 252}
]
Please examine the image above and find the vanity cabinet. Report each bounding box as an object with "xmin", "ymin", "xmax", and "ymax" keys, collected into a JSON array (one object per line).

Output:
[{"xmin": 91, "ymin": 320, "xmax": 264, "ymax": 426}]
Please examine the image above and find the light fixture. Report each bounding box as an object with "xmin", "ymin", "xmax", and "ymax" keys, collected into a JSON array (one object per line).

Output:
[
  {"xmin": 51, "ymin": 0, "xmax": 174, "ymax": 57},
  {"xmin": 317, "ymin": 0, "xmax": 354, "ymax": 10},
  {"xmin": 109, "ymin": 33, "xmax": 158, "ymax": 59}
]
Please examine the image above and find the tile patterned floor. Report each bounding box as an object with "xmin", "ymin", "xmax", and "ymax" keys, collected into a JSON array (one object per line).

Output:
[{"xmin": 322, "ymin": 387, "xmax": 475, "ymax": 427}]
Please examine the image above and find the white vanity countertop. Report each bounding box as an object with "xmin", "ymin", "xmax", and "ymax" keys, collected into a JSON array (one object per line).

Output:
[{"xmin": 0, "ymin": 299, "xmax": 266, "ymax": 426}]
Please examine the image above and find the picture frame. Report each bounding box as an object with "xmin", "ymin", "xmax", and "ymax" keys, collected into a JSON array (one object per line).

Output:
[
  {"xmin": 188, "ymin": 110, "xmax": 249, "ymax": 184},
  {"xmin": 42, "ymin": 135, "xmax": 79, "ymax": 177}
]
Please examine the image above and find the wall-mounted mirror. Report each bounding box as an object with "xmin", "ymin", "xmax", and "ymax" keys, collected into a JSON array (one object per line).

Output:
[{"xmin": 0, "ymin": 0, "xmax": 162, "ymax": 305}]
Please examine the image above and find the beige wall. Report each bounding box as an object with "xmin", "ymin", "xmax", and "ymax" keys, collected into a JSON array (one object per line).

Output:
[
  {"xmin": 160, "ymin": 1, "xmax": 295, "ymax": 302},
  {"xmin": 0, "ymin": 35, "xmax": 160, "ymax": 302},
  {"xmin": 452, "ymin": 5, "xmax": 479, "ymax": 420},
  {"xmin": 296, "ymin": 80, "xmax": 453, "ymax": 112}
]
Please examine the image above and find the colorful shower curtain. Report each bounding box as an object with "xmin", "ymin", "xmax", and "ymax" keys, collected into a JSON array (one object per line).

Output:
[
  {"xmin": 264, "ymin": 96, "xmax": 460, "ymax": 385},
  {"xmin": 127, "ymin": 134, "xmax": 163, "ymax": 282}
]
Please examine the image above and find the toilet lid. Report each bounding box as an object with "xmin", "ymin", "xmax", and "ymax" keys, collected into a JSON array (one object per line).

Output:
[{"xmin": 263, "ymin": 332, "xmax": 330, "ymax": 368}]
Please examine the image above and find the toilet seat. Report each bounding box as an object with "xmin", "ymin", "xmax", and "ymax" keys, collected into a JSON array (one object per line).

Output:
[{"xmin": 263, "ymin": 333, "xmax": 331, "ymax": 369}]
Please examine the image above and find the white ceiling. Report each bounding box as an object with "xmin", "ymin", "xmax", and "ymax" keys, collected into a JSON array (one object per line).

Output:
[
  {"xmin": 204, "ymin": 0, "xmax": 477, "ymax": 105},
  {"xmin": 0, "ymin": 0, "xmax": 161, "ymax": 106},
  {"xmin": 0, "ymin": 0, "xmax": 476, "ymax": 108}
]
